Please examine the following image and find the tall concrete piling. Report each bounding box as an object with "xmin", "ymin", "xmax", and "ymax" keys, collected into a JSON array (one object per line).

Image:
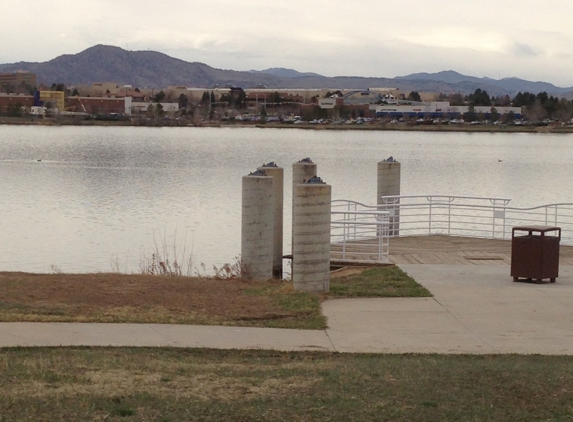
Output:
[
  {"xmin": 292, "ymin": 176, "xmax": 331, "ymax": 292},
  {"xmin": 241, "ymin": 170, "xmax": 274, "ymax": 280},
  {"xmin": 377, "ymin": 156, "xmax": 401, "ymax": 236},
  {"xmin": 293, "ymin": 158, "xmax": 318, "ymax": 189},
  {"xmin": 292, "ymin": 157, "xmax": 318, "ymax": 260},
  {"xmin": 257, "ymin": 162, "xmax": 284, "ymax": 278}
]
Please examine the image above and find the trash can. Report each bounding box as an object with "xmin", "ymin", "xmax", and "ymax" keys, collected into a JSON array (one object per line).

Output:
[{"xmin": 511, "ymin": 226, "xmax": 561, "ymax": 283}]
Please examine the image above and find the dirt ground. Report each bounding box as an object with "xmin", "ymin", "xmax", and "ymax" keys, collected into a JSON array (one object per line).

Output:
[{"xmin": 0, "ymin": 272, "xmax": 300, "ymax": 326}]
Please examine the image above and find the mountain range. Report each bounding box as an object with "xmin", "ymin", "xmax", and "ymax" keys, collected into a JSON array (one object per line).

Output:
[{"xmin": 1, "ymin": 45, "xmax": 572, "ymax": 97}]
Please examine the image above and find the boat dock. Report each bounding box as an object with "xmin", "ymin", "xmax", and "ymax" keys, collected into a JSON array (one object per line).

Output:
[{"xmin": 331, "ymin": 235, "xmax": 573, "ymax": 267}]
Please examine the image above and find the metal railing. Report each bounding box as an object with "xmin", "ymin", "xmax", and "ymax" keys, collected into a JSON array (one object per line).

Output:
[
  {"xmin": 373, "ymin": 195, "xmax": 573, "ymax": 245},
  {"xmin": 331, "ymin": 200, "xmax": 390, "ymax": 263}
]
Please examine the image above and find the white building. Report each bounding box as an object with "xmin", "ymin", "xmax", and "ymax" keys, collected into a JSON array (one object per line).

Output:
[
  {"xmin": 131, "ymin": 102, "xmax": 179, "ymax": 114},
  {"xmin": 371, "ymin": 102, "xmax": 522, "ymax": 118}
]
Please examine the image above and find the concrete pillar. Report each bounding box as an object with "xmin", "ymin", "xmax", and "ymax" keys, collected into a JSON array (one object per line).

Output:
[
  {"xmin": 257, "ymin": 162, "xmax": 284, "ymax": 278},
  {"xmin": 292, "ymin": 176, "xmax": 331, "ymax": 292},
  {"xmin": 377, "ymin": 157, "xmax": 401, "ymax": 236},
  {"xmin": 292, "ymin": 158, "xmax": 317, "ymax": 256},
  {"xmin": 293, "ymin": 158, "xmax": 317, "ymax": 189},
  {"xmin": 241, "ymin": 170, "xmax": 274, "ymax": 280}
]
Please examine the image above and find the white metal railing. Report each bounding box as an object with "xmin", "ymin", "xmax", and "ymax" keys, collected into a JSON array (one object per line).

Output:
[
  {"xmin": 331, "ymin": 200, "xmax": 390, "ymax": 263},
  {"xmin": 372, "ymin": 195, "xmax": 573, "ymax": 245}
]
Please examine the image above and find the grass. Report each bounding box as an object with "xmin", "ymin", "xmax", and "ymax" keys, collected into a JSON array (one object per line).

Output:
[
  {"xmin": 0, "ymin": 266, "xmax": 428, "ymax": 329},
  {"xmin": 329, "ymin": 266, "xmax": 432, "ymax": 298},
  {"xmin": 1, "ymin": 347, "xmax": 573, "ymax": 421}
]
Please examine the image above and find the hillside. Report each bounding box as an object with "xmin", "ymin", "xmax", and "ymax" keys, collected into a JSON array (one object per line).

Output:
[
  {"xmin": 0, "ymin": 45, "xmax": 571, "ymax": 96},
  {"xmin": 397, "ymin": 71, "xmax": 572, "ymax": 95},
  {"xmin": 0, "ymin": 45, "xmax": 284, "ymax": 89}
]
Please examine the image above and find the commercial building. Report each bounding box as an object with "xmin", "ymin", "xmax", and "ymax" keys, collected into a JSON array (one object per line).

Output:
[
  {"xmin": 92, "ymin": 82, "xmax": 121, "ymax": 96},
  {"xmin": 0, "ymin": 92, "xmax": 133, "ymax": 116},
  {"xmin": 40, "ymin": 91, "xmax": 65, "ymax": 111},
  {"xmin": 372, "ymin": 102, "xmax": 522, "ymax": 119},
  {"xmin": 0, "ymin": 94, "xmax": 34, "ymax": 113},
  {"xmin": 130, "ymin": 101, "xmax": 178, "ymax": 114},
  {"xmin": 0, "ymin": 71, "xmax": 36, "ymax": 92},
  {"xmin": 66, "ymin": 96, "xmax": 132, "ymax": 115}
]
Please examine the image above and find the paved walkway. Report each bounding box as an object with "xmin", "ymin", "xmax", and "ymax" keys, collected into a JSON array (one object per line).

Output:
[
  {"xmin": 324, "ymin": 264, "xmax": 573, "ymax": 354},
  {"xmin": 2, "ymin": 264, "xmax": 573, "ymax": 354}
]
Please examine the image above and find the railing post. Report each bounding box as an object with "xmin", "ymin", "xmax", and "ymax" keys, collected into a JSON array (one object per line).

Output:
[
  {"xmin": 448, "ymin": 202, "xmax": 451, "ymax": 235},
  {"xmin": 342, "ymin": 212, "xmax": 348, "ymax": 259},
  {"xmin": 429, "ymin": 200, "xmax": 433, "ymax": 235},
  {"xmin": 378, "ymin": 216, "xmax": 383, "ymax": 260},
  {"xmin": 492, "ymin": 206, "xmax": 495, "ymax": 239},
  {"xmin": 502, "ymin": 201, "xmax": 507, "ymax": 237},
  {"xmin": 353, "ymin": 211, "xmax": 357, "ymax": 239}
]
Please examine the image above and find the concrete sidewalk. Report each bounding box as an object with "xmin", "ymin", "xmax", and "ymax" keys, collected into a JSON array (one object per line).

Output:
[
  {"xmin": 2, "ymin": 264, "xmax": 573, "ymax": 354},
  {"xmin": 0, "ymin": 322, "xmax": 335, "ymax": 351},
  {"xmin": 324, "ymin": 264, "xmax": 573, "ymax": 354}
]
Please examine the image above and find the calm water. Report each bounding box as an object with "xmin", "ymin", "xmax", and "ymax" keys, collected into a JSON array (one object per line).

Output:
[{"xmin": 1, "ymin": 125, "xmax": 573, "ymax": 273}]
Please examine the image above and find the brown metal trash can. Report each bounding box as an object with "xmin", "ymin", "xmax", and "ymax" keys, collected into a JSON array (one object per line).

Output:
[{"xmin": 511, "ymin": 226, "xmax": 561, "ymax": 283}]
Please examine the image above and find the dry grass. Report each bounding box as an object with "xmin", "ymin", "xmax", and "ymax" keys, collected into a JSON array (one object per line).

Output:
[
  {"xmin": 2, "ymin": 347, "xmax": 573, "ymax": 421},
  {"xmin": 0, "ymin": 272, "xmax": 324, "ymax": 329},
  {"xmin": 0, "ymin": 266, "xmax": 427, "ymax": 329},
  {"xmin": 7, "ymin": 369, "xmax": 320, "ymax": 402}
]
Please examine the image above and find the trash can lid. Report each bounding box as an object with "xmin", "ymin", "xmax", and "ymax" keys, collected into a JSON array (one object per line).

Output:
[{"xmin": 512, "ymin": 226, "xmax": 561, "ymax": 233}]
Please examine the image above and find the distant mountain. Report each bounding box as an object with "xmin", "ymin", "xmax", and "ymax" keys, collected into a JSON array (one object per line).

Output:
[
  {"xmin": 250, "ymin": 67, "xmax": 323, "ymax": 78},
  {"xmin": 397, "ymin": 70, "xmax": 486, "ymax": 84},
  {"xmin": 397, "ymin": 70, "xmax": 572, "ymax": 96},
  {"xmin": 0, "ymin": 45, "xmax": 284, "ymax": 88},
  {"xmin": 1, "ymin": 45, "xmax": 571, "ymax": 96}
]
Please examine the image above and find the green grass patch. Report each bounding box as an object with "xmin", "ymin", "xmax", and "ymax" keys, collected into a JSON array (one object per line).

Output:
[
  {"xmin": 329, "ymin": 266, "xmax": 432, "ymax": 298},
  {"xmin": 241, "ymin": 284, "xmax": 327, "ymax": 329},
  {"xmin": 1, "ymin": 347, "xmax": 573, "ymax": 421}
]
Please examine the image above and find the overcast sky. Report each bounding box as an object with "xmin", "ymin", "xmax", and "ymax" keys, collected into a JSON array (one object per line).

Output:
[{"xmin": 4, "ymin": 0, "xmax": 573, "ymax": 86}]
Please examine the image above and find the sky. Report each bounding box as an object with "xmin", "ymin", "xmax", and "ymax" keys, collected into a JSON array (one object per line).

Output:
[{"xmin": 3, "ymin": 0, "xmax": 573, "ymax": 87}]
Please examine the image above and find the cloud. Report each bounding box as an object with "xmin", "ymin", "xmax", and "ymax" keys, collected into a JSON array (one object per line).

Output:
[
  {"xmin": 512, "ymin": 42, "xmax": 538, "ymax": 57},
  {"xmin": 3, "ymin": 0, "xmax": 573, "ymax": 86},
  {"xmin": 402, "ymin": 27, "xmax": 508, "ymax": 54}
]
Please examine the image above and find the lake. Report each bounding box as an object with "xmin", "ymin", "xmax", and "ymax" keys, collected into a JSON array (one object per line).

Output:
[{"xmin": 1, "ymin": 125, "xmax": 573, "ymax": 273}]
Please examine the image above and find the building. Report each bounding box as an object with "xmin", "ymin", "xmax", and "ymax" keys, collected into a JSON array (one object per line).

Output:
[
  {"xmin": 0, "ymin": 92, "xmax": 133, "ymax": 116},
  {"xmin": 372, "ymin": 102, "xmax": 522, "ymax": 119},
  {"xmin": 317, "ymin": 98, "xmax": 340, "ymax": 109},
  {"xmin": 130, "ymin": 101, "xmax": 178, "ymax": 114},
  {"xmin": 244, "ymin": 90, "xmax": 305, "ymax": 107},
  {"xmin": 342, "ymin": 89, "xmax": 399, "ymax": 105},
  {"xmin": 0, "ymin": 94, "xmax": 34, "ymax": 113},
  {"xmin": 66, "ymin": 96, "xmax": 133, "ymax": 115},
  {"xmin": 40, "ymin": 91, "xmax": 65, "ymax": 111},
  {"xmin": 92, "ymin": 82, "xmax": 121, "ymax": 96},
  {"xmin": 0, "ymin": 71, "xmax": 36, "ymax": 93}
]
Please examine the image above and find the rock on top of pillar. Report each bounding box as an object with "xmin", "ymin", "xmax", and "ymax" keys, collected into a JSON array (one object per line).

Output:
[{"xmin": 247, "ymin": 169, "xmax": 268, "ymax": 177}]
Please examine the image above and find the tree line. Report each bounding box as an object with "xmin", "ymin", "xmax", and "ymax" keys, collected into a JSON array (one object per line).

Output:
[{"xmin": 436, "ymin": 89, "xmax": 573, "ymax": 122}]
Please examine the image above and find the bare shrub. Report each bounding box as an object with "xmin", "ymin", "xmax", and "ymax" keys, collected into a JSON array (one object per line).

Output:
[
  {"xmin": 139, "ymin": 229, "xmax": 195, "ymax": 277},
  {"xmin": 212, "ymin": 256, "xmax": 248, "ymax": 280},
  {"xmin": 50, "ymin": 264, "xmax": 62, "ymax": 274}
]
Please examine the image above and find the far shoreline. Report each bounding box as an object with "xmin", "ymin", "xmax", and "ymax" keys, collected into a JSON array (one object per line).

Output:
[{"xmin": 1, "ymin": 116, "xmax": 572, "ymax": 134}]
